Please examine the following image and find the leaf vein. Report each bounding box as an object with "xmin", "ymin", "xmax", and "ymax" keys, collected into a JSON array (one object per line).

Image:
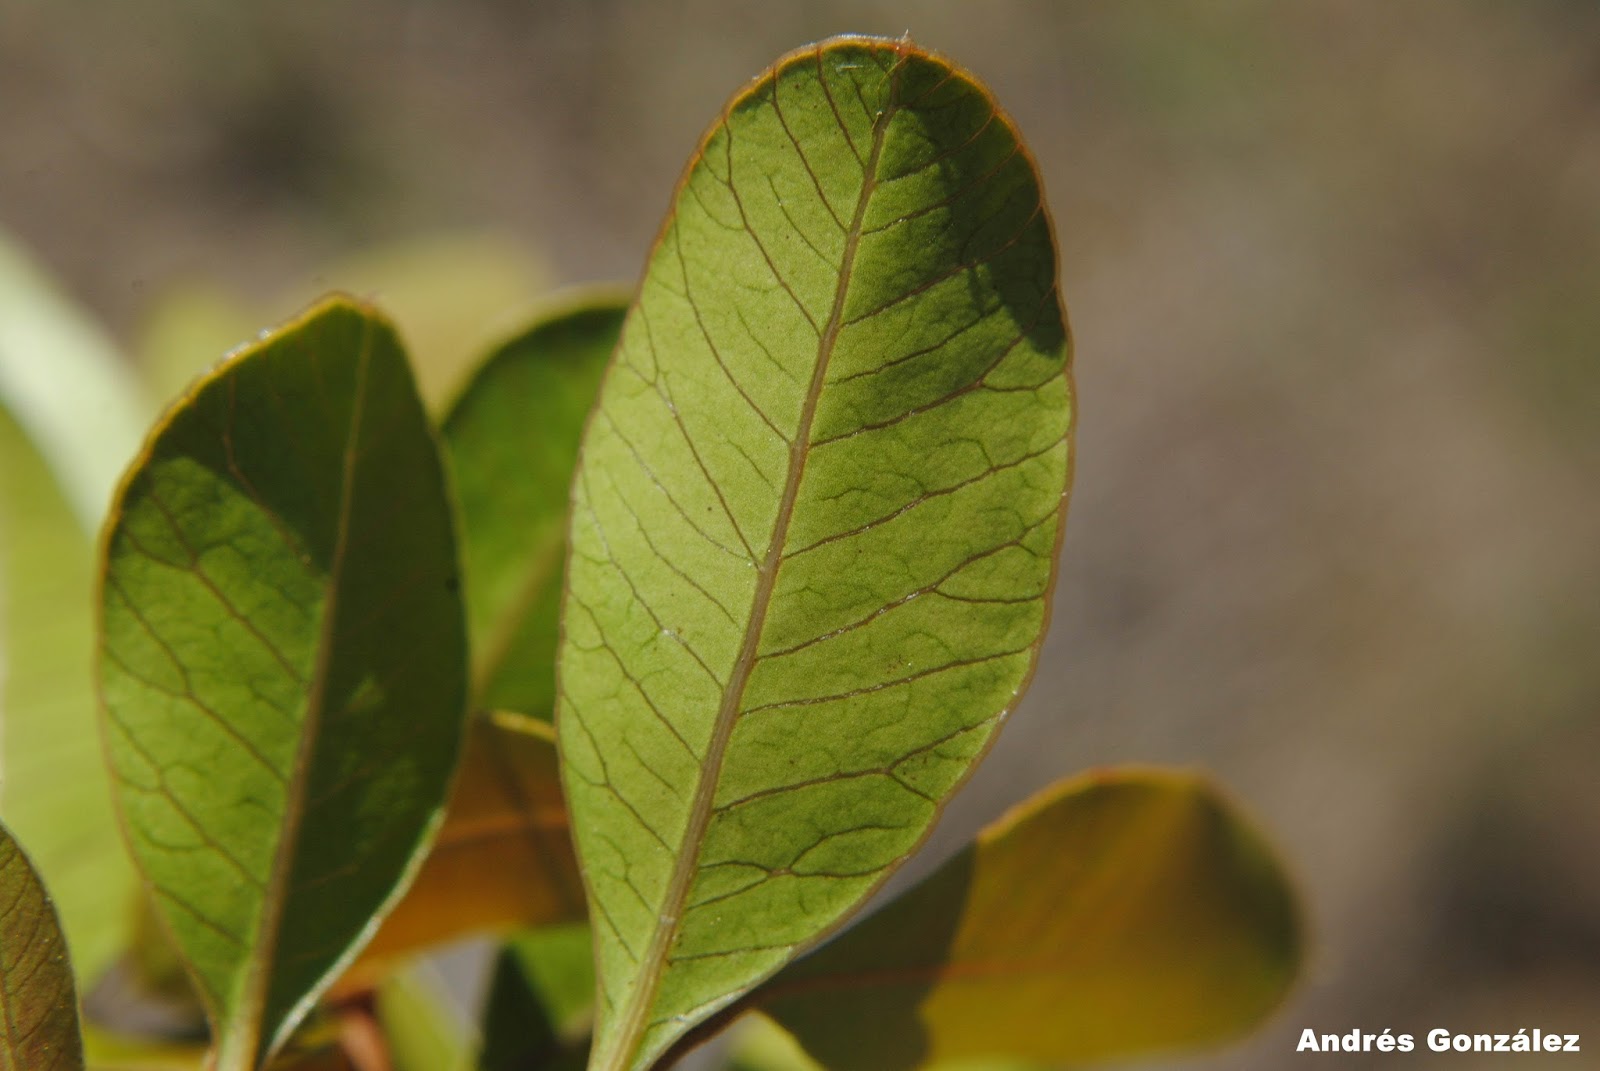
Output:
[{"xmin": 784, "ymin": 432, "xmax": 1067, "ymax": 558}]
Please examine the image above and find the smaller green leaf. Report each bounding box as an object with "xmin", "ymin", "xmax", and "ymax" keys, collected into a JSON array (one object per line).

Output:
[
  {"xmin": 441, "ymin": 293, "xmax": 626, "ymax": 718},
  {"xmin": 0, "ymin": 821, "xmax": 84, "ymax": 1071},
  {"xmin": 98, "ymin": 296, "xmax": 469, "ymax": 1071},
  {"xmin": 745, "ymin": 768, "xmax": 1302, "ymax": 1071}
]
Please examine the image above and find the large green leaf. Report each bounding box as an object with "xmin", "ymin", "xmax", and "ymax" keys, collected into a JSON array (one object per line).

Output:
[
  {"xmin": 97, "ymin": 297, "xmax": 468, "ymax": 1070},
  {"xmin": 745, "ymin": 769, "xmax": 1301, "ymax": 1070},
  {"xmin": 442, "ymin": 293, "xmax": 626, "ymax": 717},
  {"xmin": 557, "ymin": 36, "xmax": 1073, "ymax": 1071},
  {"xmin": 0, "ymin": 821, "xmax": 84, "ymax": 1071},
  {"xmin": 0, "ymin": 412, "xmax": 137, "ymax": 987}
]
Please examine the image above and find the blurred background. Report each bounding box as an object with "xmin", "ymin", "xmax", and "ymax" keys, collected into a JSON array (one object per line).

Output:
[{"xmin": 2, "ymin": 1, "xmax": 1597, "ymax": 1067}]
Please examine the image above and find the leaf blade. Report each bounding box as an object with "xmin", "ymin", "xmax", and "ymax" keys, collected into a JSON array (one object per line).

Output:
[
  {"xmin": 752, "ymin": 769, "xmax": 1303, "ymax": 1070},
  {"xmin": 0, "ymin": 821, "xmax": 85, "ymax": 1071},
  {"xmin": 98, "ymin": 296, "xmax": 468, "ymax": 1069},
  {"xmin": 559, "ymin": 36, "xmax": 1072, "ymax": 1071}
]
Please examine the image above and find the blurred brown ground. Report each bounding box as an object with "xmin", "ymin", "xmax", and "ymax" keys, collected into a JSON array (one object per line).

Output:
[{"xmin": 3, "ymin": 1, "xmax": 1597, "ymax": 1067}]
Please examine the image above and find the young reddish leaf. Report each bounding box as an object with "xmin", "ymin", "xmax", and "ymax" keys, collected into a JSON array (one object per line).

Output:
[
  {"xmin": 747, "ymin": 769, "xmax": 1302, "ymax": 1070},
  {"xmin": 338, "ymin": 716, "xmax": 584, "ymax": 990}
]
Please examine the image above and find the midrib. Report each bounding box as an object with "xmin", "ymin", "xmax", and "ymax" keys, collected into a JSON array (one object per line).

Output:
[
  {"xmin": 219, "ymin": 325, "xmax": 373, "ymax": 1071},
  {"xmin": 599, "ymin": 56, "xmax": 904, "ymax": 1071}
]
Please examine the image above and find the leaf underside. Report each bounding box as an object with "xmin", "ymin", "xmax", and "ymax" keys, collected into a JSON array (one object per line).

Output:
[
  {"xmin": 98, "ymin": 297, "xmax": 468, "ymax": 1070},
  {"xmin": 0, "ymin": 822, "xmax": 84, "ymax": 1071},
  {"xmin": 753, "ymin": 769, "xmax": 1303, "ymax": 1070},
  {"xmin": 557, "ymin": 35, "xmax": 1072, "ymax": 1071}
]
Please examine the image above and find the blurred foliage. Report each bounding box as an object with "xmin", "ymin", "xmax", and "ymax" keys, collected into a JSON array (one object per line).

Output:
[{"xmin": 0, "ymin": 3, "xmax": 1595, "ymax": 1068}]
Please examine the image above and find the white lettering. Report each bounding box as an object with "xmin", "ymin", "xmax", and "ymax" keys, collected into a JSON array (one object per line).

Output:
[{"xmin": 1295, "ymin": 1025, "xmax": 1572, "ymax": 1055}]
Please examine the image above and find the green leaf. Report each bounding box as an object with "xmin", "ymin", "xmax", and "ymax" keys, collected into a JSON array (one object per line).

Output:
[
  {"xmin": 0, "ymin": 821, "xmax": 85, "ymax": 1071},
  {"xmin": 97, "ymin": 296, "xmax": 469, "ymax": 1070},
  {"xmin": 558, "ymin": 35, "xmax": 1072, "ymax": 1071},
  {"xmin": 0, "ymin": 410, "xmax": 137, "ymax": 988},
  {"xmin": 442, "ymin": 293, "xmax": 627, "ymax": 717},
  {"xmin": 748, "ymin": 769, "xmax": 1302, "ymax": 1070},
  {"xmin": 0, "ymin": 230, "xmax": 151, "ymax": 530}
]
